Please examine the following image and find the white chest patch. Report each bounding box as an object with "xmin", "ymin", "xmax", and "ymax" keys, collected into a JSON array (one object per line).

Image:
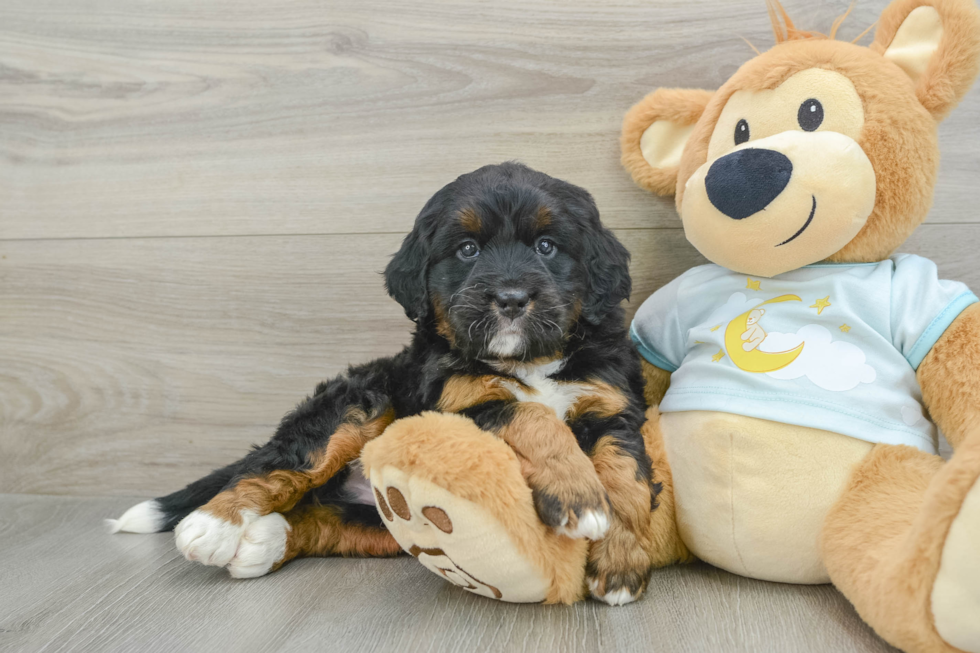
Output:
[{"xmin": 493, "ymin": 359, "xmax": 587, "ymax": 420}]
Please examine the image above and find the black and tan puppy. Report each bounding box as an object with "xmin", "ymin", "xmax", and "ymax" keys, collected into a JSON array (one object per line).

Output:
[{"xmin": 110, "ymin": 162, "xmax": 656, "ymax": 603}]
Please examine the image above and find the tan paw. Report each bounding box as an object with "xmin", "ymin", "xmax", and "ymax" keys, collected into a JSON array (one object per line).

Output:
[{"xmin": 371, "ymin": 464, "xmax": 550, "ymax": 603}]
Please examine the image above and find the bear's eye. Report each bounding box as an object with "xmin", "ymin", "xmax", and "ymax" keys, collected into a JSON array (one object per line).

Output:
[
  {"xmin": 734, "ymin": 119, "xmax": 750, "ymax": 145},
  {"xmin": 798, "ymin": 99, "xmax": 824, "ymax": 131}
]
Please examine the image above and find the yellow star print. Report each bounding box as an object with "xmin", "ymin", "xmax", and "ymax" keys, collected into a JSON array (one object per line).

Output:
[
  {"xmin": 710, "ymin": 325, "xmax": 721, "ymax": 332},
  {"xmin": 746, "ymin": 278, "xmax": 762, "ymax": 291},
  {"xmin": 811, "ymin": 296, "xmax": 832, "ymax": 315},
  {"xmin": 694, "ymin": 340, "xmax": 706, "ymax": 345},
  {"xmin": 711, "ymin": 349, "xmax": 726, "ymax": 362},
  {"xmin": 839, "ymin": 324, "xmax": 851, "ymax": 333}
]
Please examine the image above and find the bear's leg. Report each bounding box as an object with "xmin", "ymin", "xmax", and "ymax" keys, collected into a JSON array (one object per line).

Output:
[
  {"xmin": 821, "ymin": 435, "xmax": 980, "ymax": 653},
  {"xmin": 640, "ymin": 405, "xmax": 694, "ymax": 569},
  {"xmin": 360, "ymin": 411, "xmax": 589, "ymax": 604}
]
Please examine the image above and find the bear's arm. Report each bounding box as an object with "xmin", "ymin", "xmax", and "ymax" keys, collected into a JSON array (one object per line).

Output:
[{"xmin": 918, "ymin": 303, "xmax": 980, "ymax": 449}]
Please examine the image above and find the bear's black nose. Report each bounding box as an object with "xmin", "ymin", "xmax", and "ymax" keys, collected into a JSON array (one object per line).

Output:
[{"xmin": 704, "ymin": 148, "xmax": 793, "ymax": 220}]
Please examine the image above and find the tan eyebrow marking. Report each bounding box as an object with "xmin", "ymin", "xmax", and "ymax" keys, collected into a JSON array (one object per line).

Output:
[
  {"xmin": 535, "ymin": 206, "xmax": 551, "ymax": 229},
  {"xmin": 459, "ymin": 208, "xmax": 481, "ymax": 233}
]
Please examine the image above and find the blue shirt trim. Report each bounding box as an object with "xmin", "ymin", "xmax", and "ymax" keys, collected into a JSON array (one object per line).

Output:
[
  {"xmin": 906, "ymin": 292, "xmax": 978, "ymax": 370},
  {"xmin": 629, "ymin": 322, "xmax": 678, "ymax": 373}
]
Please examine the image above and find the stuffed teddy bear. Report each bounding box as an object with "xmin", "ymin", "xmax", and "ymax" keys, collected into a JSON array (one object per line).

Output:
[{"xmin": 619, "ymin": 1, "xmax": 980, "ymax": 652}]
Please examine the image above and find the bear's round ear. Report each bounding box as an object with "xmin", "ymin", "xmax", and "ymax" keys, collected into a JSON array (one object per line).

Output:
[
  {"xmin": 872, "ymin": 0, "xmax": 980, "ymax": 121},
  {"xmin": 621, "ymin": 88, "xmax": 714, "ymax": 197}
]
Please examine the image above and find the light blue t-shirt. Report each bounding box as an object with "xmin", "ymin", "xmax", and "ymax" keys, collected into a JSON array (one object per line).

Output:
[{"xmin": 630, "ymin": 255, "xmax": 977, "ymax": 454}]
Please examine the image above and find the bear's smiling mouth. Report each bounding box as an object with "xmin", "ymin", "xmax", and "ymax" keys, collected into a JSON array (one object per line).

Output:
[{"xmin": 776, "ymin": 195, "xmax": 817, "ymax": 247}]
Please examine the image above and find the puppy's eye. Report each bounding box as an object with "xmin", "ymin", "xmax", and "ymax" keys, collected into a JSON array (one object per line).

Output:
[
  {"xmin": 457, "ymin": 241, "xmax": 480, "ymax": 260},
  {"xmin": 734, "ymin": 119, "xmax": 750, "ymax": 145},
  {"xmin": 535, "ymin": 238, "xmax": 557, "ymax": 257},
  {"xmin": 798, "ymin": 99, "xmax": 823, "ymax": 131}
]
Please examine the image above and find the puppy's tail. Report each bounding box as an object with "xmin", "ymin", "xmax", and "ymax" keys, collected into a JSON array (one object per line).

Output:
[{"xmin": 105, "ymin": 462, "xmax": 241, "ymax": 534}]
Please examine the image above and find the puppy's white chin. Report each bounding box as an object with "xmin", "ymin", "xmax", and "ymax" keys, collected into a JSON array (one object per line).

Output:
[{"xmin": 488, "ymin": 331, "xmax": 523, "ymax": 357}]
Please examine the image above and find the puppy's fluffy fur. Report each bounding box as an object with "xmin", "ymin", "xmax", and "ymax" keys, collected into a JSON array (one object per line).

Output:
[{"xmin": 113, "ymin": 162, "xmax": 657, "ymax": 601}]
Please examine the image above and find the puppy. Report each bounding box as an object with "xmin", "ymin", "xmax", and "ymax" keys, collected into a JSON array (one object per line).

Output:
[{"xmin": 110, "ymin": 162, "xmax": 656, "ymax": 604}]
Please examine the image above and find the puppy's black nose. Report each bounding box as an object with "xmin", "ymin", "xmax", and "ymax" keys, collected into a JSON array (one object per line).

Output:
[
  {"xmin": 705, "ymin": 148, "xmax": 793, "ymax": 220},
  {"xmin": 494, "ymin": 289, "xmax": 529, "ymax": 319}
]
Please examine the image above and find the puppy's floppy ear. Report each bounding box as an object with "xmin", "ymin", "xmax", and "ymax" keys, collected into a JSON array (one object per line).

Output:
[
  {"xmin": 385, "ymin": 202, "xmax": 440, "ymax": 322},
  {"xmin": 872, "ymin": 0, "xmax": 980, "ymax": 121},
  {"xmin": 621, "ymin": 88, "xmax": 714, "ymax": 196},
  {"xmin": 564, "ymin": 189, "xmax": 632, "ymax": 325}
]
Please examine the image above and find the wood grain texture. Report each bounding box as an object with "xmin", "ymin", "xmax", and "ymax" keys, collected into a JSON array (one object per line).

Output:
[
  {"xmin": 0, "ymin": 0, "xmax": 977, "ymax": 240},
  {"xmin": 0, "ymin": 228, "xmax": 699, "ymax": 495},
  {"xmin": 0, "ymin": 494, "xmax": 898, "ymax": 653},
  {"xmin": 1, "ymin": 225, "xmax": 976, "ymax": 495}
]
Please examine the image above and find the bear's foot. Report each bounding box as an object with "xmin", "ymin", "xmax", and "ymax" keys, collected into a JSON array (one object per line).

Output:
[
  {"xmin": 361, "ymin": 412, "xmax": 589, "ymax": 604},
  {"xmin": 932, "ymin": 469, "xmax": 980, "ymax": 652}
]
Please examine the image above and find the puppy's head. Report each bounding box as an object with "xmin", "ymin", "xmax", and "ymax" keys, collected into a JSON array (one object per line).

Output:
[{"xmin": 385, "ymin": 162, "xmax": 631, "ymax": 361}]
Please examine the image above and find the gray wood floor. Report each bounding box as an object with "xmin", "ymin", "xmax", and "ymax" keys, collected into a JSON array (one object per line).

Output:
[
  {"xmin": 0, "ymin": 0, "xmax": 975, "ymax": 650},
  {"xmin": 0, "ymin": 495, "xmax": 897, "ymax": 653}
]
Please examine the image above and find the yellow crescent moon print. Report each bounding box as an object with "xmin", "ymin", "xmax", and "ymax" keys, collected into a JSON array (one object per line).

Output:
[{"xmin": 723, "ymin": 295, "xmax": 805, "ymax": 373}]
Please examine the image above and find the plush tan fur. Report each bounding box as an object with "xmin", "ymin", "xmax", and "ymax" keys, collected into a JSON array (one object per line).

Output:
[
  {"xmin": 822, "ymin": 433, "xmax": 980, "ymax": 653},
  {"xmin": 621, "ymin": 88, "xmax": 714, "ymax": 196},
  {"xmin": 918, "ymin": 303, "xmax": 980, "ymax": 449},
  {"xmin": 872, "ymin": 0, "xmax": 980, "ymax": 120},
  {"xmin": 361, "ymin": 412, "xmax": 588, "ymax": 604}
]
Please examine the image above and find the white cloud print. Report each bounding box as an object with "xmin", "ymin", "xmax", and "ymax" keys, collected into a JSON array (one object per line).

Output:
[
  {"xmin": 696, "ymin": 292, "xmax": 877, "ymax": 393},
  {"xmin": 761, "ymin": 325, "xmax": 876, "ymax": 392}
]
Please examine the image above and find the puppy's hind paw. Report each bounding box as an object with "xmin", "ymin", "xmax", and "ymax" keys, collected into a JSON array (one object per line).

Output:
[
  {"xmin": 227, "ymin": 512, "xmax": 290, "ymax": 579},
  {"xmin": 174, "ymin": 509, "xmax": 255, "ymax": 567}
]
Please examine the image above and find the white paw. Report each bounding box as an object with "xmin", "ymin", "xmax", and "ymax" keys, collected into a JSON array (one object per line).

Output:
[
  {"xmin": 106, "ymin": 499, "xmax": 164, "ymax": 534},
  {"xmin": 556, "ymin": 509, "xmax": 609, "ymax": 541},
  {"xmin": 174, "ymin": 509, "xmax": 255, "ymax": 567},
  {"xmin": 227, "ymin": 512, "xmax": 290, "ymax": 579},
  {"xmin": 588, "ymin": 578, "xmax": 640, "ymax": 606}
]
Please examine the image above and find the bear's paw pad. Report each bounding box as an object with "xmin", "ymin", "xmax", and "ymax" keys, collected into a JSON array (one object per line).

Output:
[{"xmin": 370, "ymin": 465, "xmax": 550, "ymax": 603}]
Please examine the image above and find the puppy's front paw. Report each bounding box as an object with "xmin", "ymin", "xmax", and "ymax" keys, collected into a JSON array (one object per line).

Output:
[
  {"xmin": 174, "ymin": 509, "xmax": 255, "ymax": 567},
  {"xmin": 586, "ymin": 526, "xmax": 652, "ymax": 606},
  {"xmin": 531, "ymin": 481, "xmax": 610, "ymax": 541},
  {"xmin": 588, "ymin": 576, "xmax": 643, "ymax": 606},
  {"xmin": 227, "ymin": 512, "xmax": 290, "ymax": 579}
]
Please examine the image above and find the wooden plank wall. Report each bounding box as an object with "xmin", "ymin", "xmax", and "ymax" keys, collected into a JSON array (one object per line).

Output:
[{"xmin": 1, "ymin": 0, "xmax": 978, "ymax": 496}]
